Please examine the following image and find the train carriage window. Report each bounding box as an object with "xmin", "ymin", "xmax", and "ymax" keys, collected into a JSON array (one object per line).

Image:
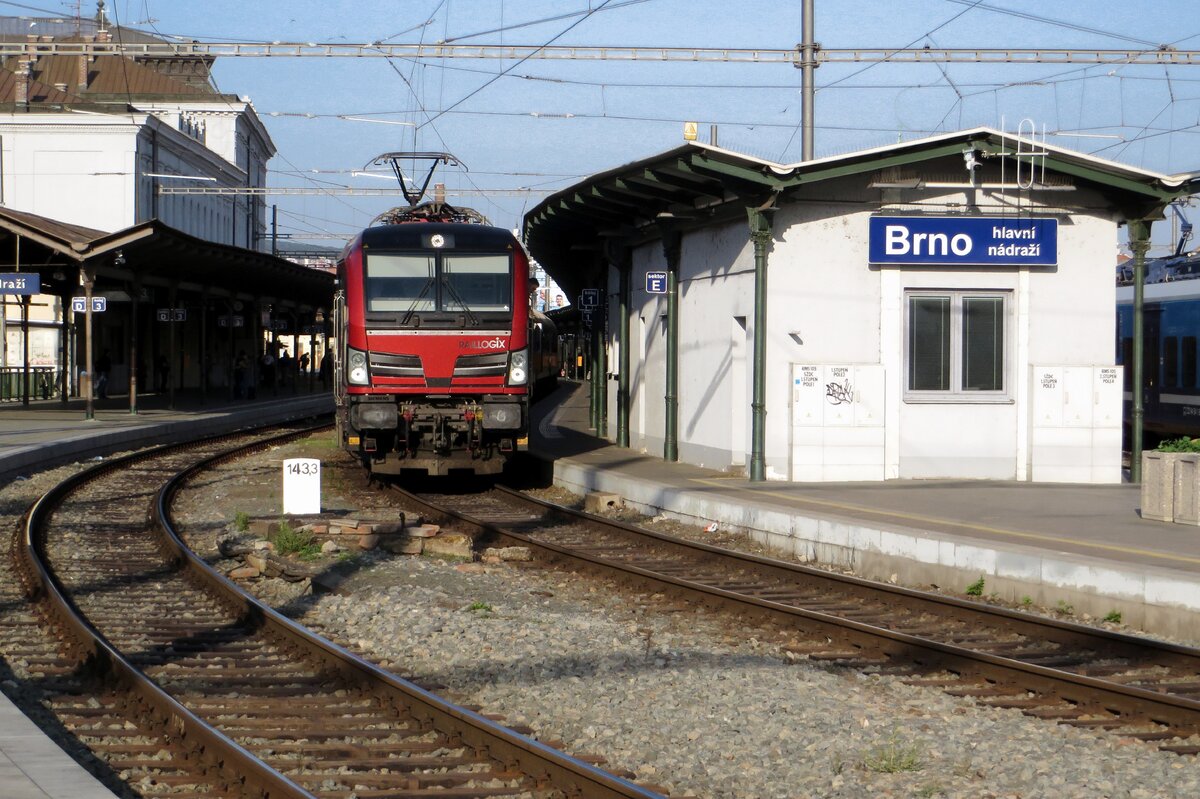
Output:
[
  {"xmin": 442, "ymin": 254, "xmax": 511, "ymax": 312},
  {"xmin": 1164, "ymin": 337, "xmax": 1179, "ymax": 389},
  {"xmin": 1185, "ymin": 337, "xmax": 1197, "ymax": 388},
  {"xmin": 904, "ymin": 290, "xmax": 1010, "ymax": 401},
  {"xmin": 365, "ymin": 254, "xmax": 436, "ymax": 312}
]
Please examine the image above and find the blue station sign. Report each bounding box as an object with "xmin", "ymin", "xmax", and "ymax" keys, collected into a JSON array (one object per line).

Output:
[
  {"xmin": 0, "ymin": 272, "xmax": 40, "ymax": 295},
  {"xmin": 868, "ymin": 216, "xmax": 1058, "ymax": 266},
  {"xmin": 646, "ymin": 270, "xmax": 667, "ymax": 294}
]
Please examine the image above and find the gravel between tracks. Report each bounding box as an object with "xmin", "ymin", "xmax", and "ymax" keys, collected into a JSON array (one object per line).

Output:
[{"xmin": 170, "ymin": 432, "xmax": 1200, "ymax": 799}]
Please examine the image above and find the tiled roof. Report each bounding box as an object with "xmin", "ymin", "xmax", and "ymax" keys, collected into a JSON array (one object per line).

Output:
[{"xmin": 0, "ymin": 14, "xmax": 219, "ymax": 105}]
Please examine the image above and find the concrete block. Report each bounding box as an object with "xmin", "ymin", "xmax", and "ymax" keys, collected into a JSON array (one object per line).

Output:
[
  {"xmin": 1141, "ymin": 451, "xmax": 1177, "ymax": 522},
  {"xmin": 1174, "ymin": 454, "xmax": 1200, "ymax": 525},
  {"xmin": 357, "ymin": 533, "xmax": 380, "ymax": 551},
  {"xmin": 584, "ymin": 491, "xmax": 622, "ymax": 514},
  {"xmin": 249, "ymin": 519, "xmax": 280, "ymax": 537},
  {"xmin": 382, "ymin": 535, "xmax": 423, "ymax": 555},
  {"xmin": 423, "ymin": 532, "xmax": 474, "ymax": 560}
]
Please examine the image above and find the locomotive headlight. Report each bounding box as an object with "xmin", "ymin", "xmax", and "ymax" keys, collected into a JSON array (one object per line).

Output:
[
  {"xmin": 347, "ymin": 347, "xmax": 370, "ymax": 385},
  {"xmin": 508, "ymin": 348, "xmax": 528, "ymax": 386}
]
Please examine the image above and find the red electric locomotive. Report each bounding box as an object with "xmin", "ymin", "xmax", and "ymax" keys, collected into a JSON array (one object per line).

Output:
[{"xmin": 333, "ymin": 196, "xmax": 543, "ymax": 476}]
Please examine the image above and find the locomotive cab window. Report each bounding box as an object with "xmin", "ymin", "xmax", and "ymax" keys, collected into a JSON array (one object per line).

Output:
[
  {"xmin": 443, "ymin": 254, "xmax": 511, "ymax": 312},
  {"xmin": 904, "ymin": 290, "xmax": 1011, "ymax": 402},
  {"xmin": 364, "ymin": 251, "xmax": 512, "ymax": 316},
  {"xmin": 365, "ymin": 254, "xmax": 436, "ymax": 312}
]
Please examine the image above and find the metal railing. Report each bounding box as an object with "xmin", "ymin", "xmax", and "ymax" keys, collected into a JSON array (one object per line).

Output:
[{"xmin": 0, "ymin": 367, "xmax": 59, "ymax": 402}]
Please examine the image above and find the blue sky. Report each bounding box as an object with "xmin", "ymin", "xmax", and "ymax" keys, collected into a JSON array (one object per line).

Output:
[{"xmin": 21, "ymin": 1, "xmax": 1200, "ymax": 253}]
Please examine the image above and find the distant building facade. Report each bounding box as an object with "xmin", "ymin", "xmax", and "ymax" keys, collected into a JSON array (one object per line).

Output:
[
  {"xmin": 0, "ymin": 8, "xmax": 274, "ymax": 248},
  {"xmin": 0, "ymin": 5, "xmax": 276, "ymax": 382}
]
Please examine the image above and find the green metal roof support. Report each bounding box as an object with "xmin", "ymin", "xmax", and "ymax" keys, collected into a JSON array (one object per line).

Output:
[
  {"xmin": 747, "ymin": 203, "xmax": 775, "ymax": 482},
  {"xmin": 660, "ymin": 224, "xmax": 682, "ymax": 462},
  {"xmin": 607, "ymin": 240, "xmax": 632, "ymax": 448},
  {"xmin": 1129, "ymin": 218, "xmax": 1153, "ymax": 483}
]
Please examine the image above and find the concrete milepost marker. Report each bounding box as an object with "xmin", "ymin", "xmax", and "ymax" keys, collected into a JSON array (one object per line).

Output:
[{"xmin": 282, "ymin": 458, "xmax": 321, "ymax": 515}]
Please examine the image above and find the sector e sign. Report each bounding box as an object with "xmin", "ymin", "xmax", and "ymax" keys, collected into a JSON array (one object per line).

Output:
[{"xmin": 868, "ymin": 216, "xmax": 1057, "ymax": 266}]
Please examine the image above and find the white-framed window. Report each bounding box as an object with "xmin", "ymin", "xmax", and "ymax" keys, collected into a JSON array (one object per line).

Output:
[{"xmin": 904, "ymin": 289, "xmax": 1011, "ymax": 402}]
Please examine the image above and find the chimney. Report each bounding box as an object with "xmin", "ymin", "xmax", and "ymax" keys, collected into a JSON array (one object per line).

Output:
[
  {"xmin": 77, "ymin": 54, "xmax": 89, "ymax": 92},
  {"xmin": 15, "ymin": 60, "xmax": 30, "ymax": 110}
]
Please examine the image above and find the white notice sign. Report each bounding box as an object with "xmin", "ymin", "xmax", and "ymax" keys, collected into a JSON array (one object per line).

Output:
[{"xmin": 282, "ymin": 458, "xmax": 321, "ymax": 515}]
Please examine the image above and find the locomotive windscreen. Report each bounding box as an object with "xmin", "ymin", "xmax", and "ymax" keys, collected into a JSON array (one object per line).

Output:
[
  {"xmin": 366, "ymin": 254, "xmax": 436, "ymax": 312},
  {"xmin": 443, "ymin": 254, "xmax": 510, "ymax": 312},
  {"xmin": 364, "ymin": 251, "xmax": 512, "ymax": 314}
]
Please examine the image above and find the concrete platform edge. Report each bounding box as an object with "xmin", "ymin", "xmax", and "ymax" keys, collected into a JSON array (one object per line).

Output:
[
  {"xmin": 552, "ymin": 456, "xmax": 1200, "ymax": 639},
  {"xmin": 0, "ymin": 397, "xmax": 332, "ymax": 488}
]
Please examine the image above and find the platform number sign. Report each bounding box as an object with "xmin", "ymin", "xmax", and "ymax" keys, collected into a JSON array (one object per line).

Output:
[
  {"xmin": 282, "ymin": 458, "xmax": 321, "ymax": 514},
  {"xmin": 72, "ymin": 296, "xmax": 106, "ymax": 312},
  {"xmin": 645, "ymin": 271, "xmax": 667, "ymax": 294},
  {"xmin": 157, "ymin": 307, "xmax": 187, "ymax": 322},
  {"xmin": 579, "ymin": 288, "xmax": 599, "ymax": 308}
]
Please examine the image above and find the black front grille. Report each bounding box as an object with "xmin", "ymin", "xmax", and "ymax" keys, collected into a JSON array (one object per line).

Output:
[
  {"xmin": 370, "ymin": 352, "xmax": 422, "ymax": 377},
  {"xmin": 454, "ymin": 351, "xmax": 508, "ymax": 379}
]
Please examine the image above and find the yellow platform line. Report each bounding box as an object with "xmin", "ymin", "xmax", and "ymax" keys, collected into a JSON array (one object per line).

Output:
[{"xmin": 689, "ymin": 478, "xmax": 1200, "ymax": 568}]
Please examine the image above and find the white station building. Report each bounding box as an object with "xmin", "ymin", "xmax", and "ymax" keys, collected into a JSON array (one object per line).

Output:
[{"xmin": 524, "ymin": 127, "xmax": 1198, "ymax": 483}]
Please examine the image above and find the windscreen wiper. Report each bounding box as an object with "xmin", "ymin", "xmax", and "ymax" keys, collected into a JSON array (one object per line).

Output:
[
  {"xmin": 440, "ymin": 279, "xmax": 480, "ymax": 327},
  {"xmin": 400, "ymin": 278, "xmax": 435, "ymax": 326}
]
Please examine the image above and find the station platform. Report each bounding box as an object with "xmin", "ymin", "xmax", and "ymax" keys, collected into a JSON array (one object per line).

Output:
[
  {"xmin": 530, "ymin": 380, "xmax": 1200, "ymax": 642},
  {"xmin": 0, "ymin": 387, "xmax": 333, "ymax": 798}
]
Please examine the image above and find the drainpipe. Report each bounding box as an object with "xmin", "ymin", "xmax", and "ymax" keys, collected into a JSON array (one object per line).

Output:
[
  {"xmin": 747, "ymin": 204, "xmax": 776, "ymax": 482},
  {"xmin": 659, "ymin": 224, "xmax": 682, "ymax": 462},
  {"xmin": 1129, "ymin": 219, "xmax": 1152, "ymax": 483}
]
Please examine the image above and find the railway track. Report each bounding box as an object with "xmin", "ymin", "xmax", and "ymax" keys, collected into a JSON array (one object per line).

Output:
[
  {"xmin": 394, "ymin": 482, "xmax": 1200, "ymax": 755},
  {"xmin": 10, "ymin": 426, "xmax": 670, "ymax": 799}
]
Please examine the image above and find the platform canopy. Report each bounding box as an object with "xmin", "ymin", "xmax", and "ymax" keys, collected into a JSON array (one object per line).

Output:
[
  {"xmin": 0, "ymin": 206, "xmax": 332, "ymax": 310},
  {"xmin": 524, "ymin": 126, "xmax": 1200, "ymax": 298}
]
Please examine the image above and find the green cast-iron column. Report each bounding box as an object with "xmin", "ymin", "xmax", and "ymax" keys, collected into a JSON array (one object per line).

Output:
[
  {"xmin": 748, "ymin": 206, "xmax": 775, "ymax": 482},
  {"xmin": 598, "ymin": 288, "xmax": 609, "ymax": 438},
  {"xmin": 616, "ymin": 245, "xmax": 631, "ymax": 448},
  {"xmin": 661, "ymin": 227, "xmax": 681, "ymax": 462},
  {"xmin": 1130, "ymin": 219, "xmax": 1152, "ymax": 483}
]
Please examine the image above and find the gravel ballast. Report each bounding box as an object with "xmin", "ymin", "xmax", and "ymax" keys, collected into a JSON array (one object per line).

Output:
[{"xmin": 166, "ymin": 434, "xmax": 1200, "ymax": 799}]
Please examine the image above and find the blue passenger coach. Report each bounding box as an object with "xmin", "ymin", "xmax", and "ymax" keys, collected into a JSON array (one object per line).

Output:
[{"xmin": 1116, "ymin": 255, "xmax": 1200, "ymax": 443}]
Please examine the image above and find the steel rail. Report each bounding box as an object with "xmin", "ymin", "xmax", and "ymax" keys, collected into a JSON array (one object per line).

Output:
[
  {"xmin": 394, "ymin": 483, "xmax": 1200, "ymax": 740},
  {"xmin": 17, "ymin": 430, "xmax": 318, "ymax": 799},
  {"xmin": 158, "ymin": 427, "xmax": 667, "ymax": 799}
]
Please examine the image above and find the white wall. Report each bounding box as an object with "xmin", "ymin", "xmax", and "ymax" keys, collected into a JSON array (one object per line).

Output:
[
  {"xmin": 1, "ymin": 115, "xmax": 138, "ymax": 231},
  {"xmin": 610, "ymin": 178, "xmax": 1123, "ymax": 483}
]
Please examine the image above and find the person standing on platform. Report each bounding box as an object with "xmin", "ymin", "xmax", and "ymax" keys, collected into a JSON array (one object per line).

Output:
[
  {"xmin": 156, "ymin": 354, "xmax": 170, "ymax": 393},
  {"xmin": 95, "ymin": 350, "xmax": 111, "ymax": 399},
  {"xmin": 278, "ymin": 349, "xmax": 293, "ymax": 389},
  {"xmin": 261, "ymin": 347, "xmax": 276, "ymax": 393},
  {"xmin": 233, "ymin": 350, "xmax": 248, "ymax": 398},
  {"xmin": 319, "ymin": 346, "xmax": 332, "ymax": 389},
  {"xmin": 299, "ymin": 350, "xmax": 310, "ymax": 377}
]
